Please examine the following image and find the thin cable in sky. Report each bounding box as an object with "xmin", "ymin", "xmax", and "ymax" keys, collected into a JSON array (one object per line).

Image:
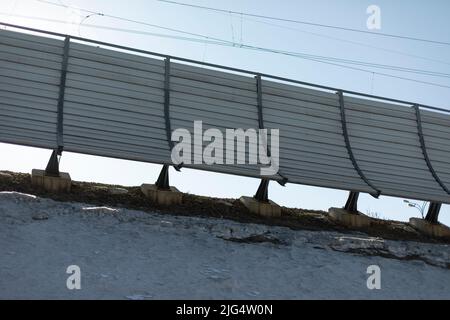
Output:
[
  {"xmin": 156, "ymin": 0, "xmax": 450, "ymax": 47},
  {"xmin": 240, "ymin": 15, "xmax": 450, "ymax": 67},
  {"xmin": 5, "ymin": 11, "xmax": 450, "ymax": 79},
  {"xmin": 14, "ymin": 4, "xmax": 450, "ymax": 89},
  {"xmin": 37, "ymin": 0, "xmax": 450, "ymax": 68}
]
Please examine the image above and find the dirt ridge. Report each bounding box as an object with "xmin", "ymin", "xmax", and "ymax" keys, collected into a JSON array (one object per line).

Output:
[{"xmin": 0, "ymin": 170, "xmax": 448, "ymax": 244}]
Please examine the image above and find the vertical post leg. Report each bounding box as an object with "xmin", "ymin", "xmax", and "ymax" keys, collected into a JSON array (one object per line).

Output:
[
  {"xmin": 45, "ymin": 150, "xmax": 60, "ymax": 177},
  {"xmin": 254, "ymin": 179, "xmax": 270, "ymax": 203},
  {"xmin": 155, "ymin": 165, "xmax": 170, "ymax": 191},
  {"xmin": 344, "ymin": 191, "xmax": 360, "ymax": 213},
  {"xmin": 425, "ymin": 202, "xmax": 441, "ymax": 224}
]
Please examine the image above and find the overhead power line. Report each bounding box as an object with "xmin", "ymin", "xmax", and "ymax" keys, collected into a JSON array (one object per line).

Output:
[
  {"xmin": 156, "ymin": 0, "xmax": 450, "ymax": 47},
  {"xmin": 12, "ymin": 3, "xmax": 450, "ymax": 89},
  {"xmin": 4, "ymin": 11, "xmax": 450, "ymax": 82},
  {"xmin": 0, "ymin": 13, "xmax": 231, "ymax": 45},
  {"xmin": 240, "ymin": 15, "xmax": 450, "ymax": 67}
]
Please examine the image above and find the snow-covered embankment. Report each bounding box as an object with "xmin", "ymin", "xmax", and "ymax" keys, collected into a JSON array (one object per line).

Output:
[{"xmin": 0, "ymin": 192, "xmax": 449, "ymax": 299}]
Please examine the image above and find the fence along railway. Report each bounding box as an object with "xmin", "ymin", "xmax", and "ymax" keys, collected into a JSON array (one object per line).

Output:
[{"xmin": 0, "ymin": 23, "xmax": 449, "ymax": 224}]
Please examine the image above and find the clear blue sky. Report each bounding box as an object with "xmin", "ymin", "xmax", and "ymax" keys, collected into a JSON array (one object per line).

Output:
[{"xmin": 1, "ymin": 0, "xmax": 450, "ymax": 224}]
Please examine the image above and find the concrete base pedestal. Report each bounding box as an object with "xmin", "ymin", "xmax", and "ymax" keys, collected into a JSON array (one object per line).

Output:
[
  {"xmin": 409, "ymin": 218, "xmax": 450, "ymax": 239},
  {"xmin": 240, "ymin": 196, "xmax": 282, "ymax": 218},
  {"xmin": 328, "ymin": 207, "xmax": 372, "ymax": 228},
  {"xmin": 141, "ymin": 184, "xmax": 183, "ymax": 206},
  {"xmin": 31, "ymin": 169, "xmax": 71, "ymax": 193}
]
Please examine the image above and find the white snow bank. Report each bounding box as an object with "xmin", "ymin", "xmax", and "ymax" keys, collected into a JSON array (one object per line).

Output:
[{"xmin": 0, "ymin": 192, "xmax": 449, "ymax": 299}]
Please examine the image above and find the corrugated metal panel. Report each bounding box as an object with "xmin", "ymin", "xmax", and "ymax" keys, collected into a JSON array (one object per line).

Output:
[
  {"xmin": 419, "ymin": 109, "xmax": 450, "ymax": 194},
  {"xmin": 63, "ymin": 41, "xmax": 170, "ymax": 164},
  {"xmin": 1, "ymin": 28, "xmax": 450, "ymax": 204},
  {"xmin": 261, "ymin": 80, "xmax": 374, "ymax": 193},
  {"xmin": 345, "ymin": 97, "xmax": 449, "ymax": 201},
  {"xmin": 0, "ymin": 29, "xmax": 62, "ymax": 150}
]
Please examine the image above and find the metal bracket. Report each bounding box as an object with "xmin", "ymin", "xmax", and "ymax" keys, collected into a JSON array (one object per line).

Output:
[
  {"xmin": 425, "ymin": 202, "xmax": 441, "ymax": 224},
  {"xmin": 337, "ymin": 91, "xmax": 381, "ymax": 197},
  {"xmin": 254, "ymin": 179, "xmax": 270, "ymax": 203},
  {"xmin": 155, "ymin": 164, "xmax": 171, "ymax": 191},
  {"xmin": 164, "ymin": 57, "xmax": 174, "ymax": 151},
  {"xmin": 173, "ymin": 163, "xmax": 183, "ymax": 172},
  {"xmin": 255, "ymin": 73, "xmax": 271, "ymax": 158},
  {"xmin": 344, "ymin": 191, "xmax": 360, "ymax": 213},
  {"xmin": 414, "ymin": 105, "xmax": 450, "ymax": 195},
  {"xmin": 45, "ymin": 150, "xmax": 61, "ymax": 177},
  {"xmin": 370, "ymin": 191, "xmax": 381, "ymax": 199},
  {"xmin": 277, "ymin": 174, "xmax": 288, "ymax": 187},
  {"xmin": 256, "ymin": 74, "xmax": 288, "ymax": 186},
  {"xmin": 255, "ymin": 74, "xmax": 265, "ymax": 131},
  {"xmin": 56, "ymin": 36, "xmax": 70, "ymax": 149}
]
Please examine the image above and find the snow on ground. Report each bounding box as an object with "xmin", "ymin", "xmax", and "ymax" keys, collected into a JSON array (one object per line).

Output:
[{"xmin": 0, "ymin": 191, "xmax": 449, "ymax": 299}]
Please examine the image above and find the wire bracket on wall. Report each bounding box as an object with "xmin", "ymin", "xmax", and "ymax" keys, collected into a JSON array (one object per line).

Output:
[{"xmin": 337, "ymin": 91, "xmax": 381, "ymax": 198}]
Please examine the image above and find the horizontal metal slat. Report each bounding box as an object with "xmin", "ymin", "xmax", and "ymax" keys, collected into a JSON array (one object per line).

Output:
[
  {"xmin": 0, "ymin": 67, "xmax": 60, "ymax": 86},
  {"xmin": 171, "ymin": 62, "xmax": 255, "ymax": 86},
  {"xmin": 63, "ymin": 143, "xmax": 170, "ymax": 165},
  {"xmin": 0, "ymin": 50, "xmax": 62, "ymax": 70},
  {"xmin": 63, "ymin": 114, "xmax": 166, "ymax": 137},
  {"xmin": 0, "ymin": 29, "xmax": 63, "ymax": 48},
  {"xmin": 345, "ymin": 102, "xmax": 415, "ymax": 121},
  {"xmin": 0, "ymin": 77, "xmax": 59, "ymax": 99},
  {"xmin": 171, "ymin": 82, "xmax": 256, "ymax": 106},
  {"xmin": 0, "ymin": 134, "xmax": 57, "ymax": 150},
  {"xmin": 65, "ymin": 78, "xmax": 164, "ymax": 103},
  {"xmin": 68, "ymin": 56, "xmax": 164, "ymax": 78},
  {"xmin": 262, "ymin": 80, "xmax": 339, "ymax": 106},
  {"xmin": 170, "ymin": 97, "xmax": 257, "ymax": 120},
  {"xmin": 0, "ymin": 59, "xmax": 61, "ymax": 78},
  {"xmin": 263, "ymin": 103, "xmax": 340, "ymax": 122},
  {"xmin": 67, "ymin": 73, "xmax": 163, "ymax": 95},
  {"xmin": 169, "ymin": 105, "xmax": 258, "ymax": 129},
  {"xmin": 348, "ymin": 129, "xmax": 420, "ymax": 147},
  {"xmin": 170, "ymin": 77, "xmax": 256, "ymax": 100},
  {"xmin": 353, "ymin": 151, "xmax": 430, "ymax": 171},
  {"xmin": 64, "ymin": 128, "xmax": 169, "ymax": 151},
  {"xmin": 0, "ymin": 122, "xmax": 56, "ymax": 140},
  {"xmin": 282, "ymin": 170, "xmax": 372, "ymax": 193},
  {"xmin": 170, "ymin": 91, "xmax": 257, "ymax": 114},
  {"xmin": 0, "ymin": 96, "xmax": 57, "ymax": 113},
  {"xmin": 64, "ymin": 102, "xmax": 165, "ymax": 123},
  {"xmin": 0, "ymin": 105, "xmax": 57, "ymax": 124},
  {"xmin": 0, "ymin": 43, "xmax": 62, "ymax": 64},
  {"xmin": 67, "ymin": 63, "xmax": 164, "ymax": 88},
  {"xmin": 265, "ymin": 113, "xmax": 342, "ymax": 133},
  {"xmin": 69, "ymin": 42, "xmax": 164, "ymax": 69}
]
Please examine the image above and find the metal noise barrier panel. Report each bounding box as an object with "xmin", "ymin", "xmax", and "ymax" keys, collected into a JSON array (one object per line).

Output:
[{"xmin": 0, "ymin": 27, "xmax": 450, "ymax": 204}]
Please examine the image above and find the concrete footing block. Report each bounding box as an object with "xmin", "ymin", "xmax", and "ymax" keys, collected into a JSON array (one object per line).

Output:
[
  {"xmin": 409, "ymin": 218, "xmax": 450, "ymax": 239},
  {"xmin": 141, "ymin": 184, "xmax": 183, "ymax": 206},
  {"xmin": 328, "ymin": 207, "xmax": 372, "ymax": 228},
  {"xmin": 240, "ymin": 196, "xmax": 282, "ymax": 218},
  {"xmin": 31, "ymin": 169, "xmax": 71, "ymax": 193}
]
